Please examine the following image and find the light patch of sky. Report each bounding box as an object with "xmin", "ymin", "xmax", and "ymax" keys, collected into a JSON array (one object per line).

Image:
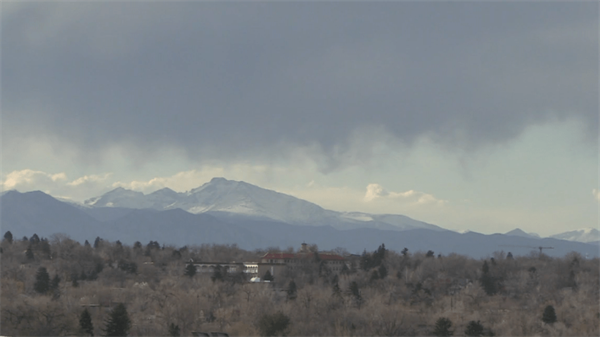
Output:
[{"xmin": 1, "ymin": 119, "xmax": 596, "ymax": 237}]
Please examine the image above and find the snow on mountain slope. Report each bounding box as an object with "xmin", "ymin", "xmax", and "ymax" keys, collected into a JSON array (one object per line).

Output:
[
  {"xmin": 85, "ymin": 187, "xmax": 148, "ymax": 208},
  {"xmin": 84, "ymin": 177, "xmax": 446, "ymax": 232},
  {"xmin": 550, "ymin": 227, "xmax": 600, "ymax": 243}
]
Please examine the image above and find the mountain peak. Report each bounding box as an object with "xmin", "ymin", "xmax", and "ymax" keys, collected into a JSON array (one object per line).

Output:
[
  {"xmin": 150, "ymin": 187, "xmax": 177, "ymax": 195},
  {"xmin": 551, "ymin": 227, "xmax": 600, "ymax": 243},
  {"xmin": 80, "ymin": 178, "xmax": 446, "ymax": 232},
  {"xmin": 505, "ymin": 228, "xmax": 540, "ymax": 239}
]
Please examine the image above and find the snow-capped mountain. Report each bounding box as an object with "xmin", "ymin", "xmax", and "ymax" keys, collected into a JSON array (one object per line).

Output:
[
  {"xmin": 550, "ymin": 227, "xmax": 600, "ymax": 243},
  {"xmin": 3, "ymin": 189, "xmax": 599, "ymax": 258},
  {"xmin": 84, "ymin": 177, "xmax": 445, "ymax": 232},
  {"xmin": 505, "ymin": 228, "xmax": 541, "ymax": 239}
]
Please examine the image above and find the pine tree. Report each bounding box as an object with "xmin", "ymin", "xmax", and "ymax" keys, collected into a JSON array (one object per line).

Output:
[
  {"xmin": 40, "ymin": 239, "xmax": 51, "ymax": 259},
  {"xmin": 465, "ymin": 320, "xmax": 484, "ymax": 336},
  {"xmin": 287, "ymin": 280, "xmax": 297, "ymax": 299},
  {"xmin": 30, "ymin": 233, "xmax": 40, "ymax": 244},
  {"xmin": 401, "ymin": 247, "xmax": 409, "ymax": 257},
  {"xmin": 480, "ymin": 260, "xmax": 497, "ymax": 296},
  {"xmin": 3, "ymin": 231, "xmax": 13, "ymax": 243},
  {"xmin": 184, "ymin": 262, "xmax": 196, "ymax": 277},
  {"xmin": 79, "ymin": 308, "xmax": 94, "ymax": 336},
  {"xmin": 258, "ymin": 311, "xmax": 290, "ymax": 336},
  {"xmin": 433, "ymin": 317, "xmax": 453, "ymax": 336},
  {"xmin": 94, "ymin": 236, "xmax": 102, "ymax": 249},
  {"xmin": 168, "ymin": 323, "xmax": 180, "ymax": 337},
  {"xmin": 542, "ymin": 305, "xmax": 557, "ymax": 324},
  {"xmin": 34, "ymin": 267, "xmax": 50, "ymax": 294},
  {"xmin": 50, "ymin": 274, "xmax": 61, "ymax": 291},
  {"xmin": 26, "ymin": 245, "xmax": 35, "ymax": 260},
  {"xmin": 211, "ymin": 265, "xmax": 224, "ymax": 282},
  {"xmin": 263, "ymin": 270, "xmax": 274, "ymax": 282},
  {"xmin": 103, "ymin": 303, "xmax": 131, "ymax": 336}
]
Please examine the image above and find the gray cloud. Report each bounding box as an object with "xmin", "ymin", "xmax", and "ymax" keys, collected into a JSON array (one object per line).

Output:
[{"xmin": 3, "ymin": 2, "xmax": 597, "ymax": 169}]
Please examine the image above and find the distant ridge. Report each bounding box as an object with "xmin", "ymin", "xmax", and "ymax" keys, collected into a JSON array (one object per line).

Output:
[
  {"xmin": 505, "ymin": 228, "xmax": 541, "ymax": 239},
  {"xmin": 2, "ymin": 185, "xmax": 599, "ymax": 258}
]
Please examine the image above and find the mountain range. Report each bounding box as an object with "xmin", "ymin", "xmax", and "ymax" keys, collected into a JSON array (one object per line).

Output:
[
  {"xmin": 1, "ymin": 178, "xmax": 598, "ymax": 258},
  {"xmin": 82, "ymin": 177, "xmax": 445, "ymax": 232}
]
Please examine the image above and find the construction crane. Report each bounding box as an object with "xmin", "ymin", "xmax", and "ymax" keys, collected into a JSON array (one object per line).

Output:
[{"xmin": 499, "ymin": 245, "xmax": 554, "ymax": 255}]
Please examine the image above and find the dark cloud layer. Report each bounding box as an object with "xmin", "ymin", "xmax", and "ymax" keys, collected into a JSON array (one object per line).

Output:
[{"xmin": 3, "ymin": 2, "xmax": 598, "ymax": 167}]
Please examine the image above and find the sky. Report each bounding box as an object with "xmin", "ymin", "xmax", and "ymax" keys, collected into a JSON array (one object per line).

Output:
[{"xmin": 1, "ymin": 1, "xmax": 598, "ymax": 237}]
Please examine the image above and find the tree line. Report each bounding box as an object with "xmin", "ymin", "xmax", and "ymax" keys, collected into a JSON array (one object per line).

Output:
[{"xmin": 1, "ymin": 231, "xmax": 598, "ymax": 336}]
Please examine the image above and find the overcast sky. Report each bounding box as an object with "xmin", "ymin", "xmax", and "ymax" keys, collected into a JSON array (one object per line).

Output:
[{"xmin": 1, "ymin": 1, "xmax": 598, "ymax": 236}]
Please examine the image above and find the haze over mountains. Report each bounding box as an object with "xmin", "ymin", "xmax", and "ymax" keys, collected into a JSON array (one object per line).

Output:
[{"xmin": 1, "ymin": 178, "xmax": 598, "ymax": 258}]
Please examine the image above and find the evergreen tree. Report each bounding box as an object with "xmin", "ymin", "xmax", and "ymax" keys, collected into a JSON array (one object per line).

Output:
[
  {"xmin": 257, "ymin": 311, "xmax": 290, "ymax": 336},
  {"xmin": 118, "ymin": 260, "xmax": 138, "ymax": 274},
  {"xmin": 359, "ymin": 249, "xmax": 372, "ymax": 271},
  {"xmin": 94, "ymin": 236, "xmax": 102, "ymax": 249},
  {"xmin": 3, "ymin": 230, "xmax": 13, "ymax": 243},
  {"xmin": 50, "ymin": 274, "xmax": 61, "ymax": 291},
  {"xmin": 84, "ymin": 240, "xmax": 91, "ymax": 247},
  {"xmin": 542, "ymin": 305, "xmax": 557, "ymax": 324},
  {"xmin": 184, "ymin": 262, "xmax": 196, "ymax": 278},
  {"xmin": 348, "ymin": 281, "xmax": 364, "ymax": 309},
  {"xmin": 378, "ymin": 265, "xmax": 388, "ymax": 279},
  {"xmin": 34, "ymin": 267, "xmax": 50, "ymax": 294},
  {"xmin": 426, "ymin": 250, "xmax": 435, "ymax": 258},
  {"xmin": 506, "ymin": 252, "xmax": 513, "ymax": 259},
  {"xmin": 103, "ymin": 303, "xmax": 131, "ymax": 336},
  {"xmin": 374, "ymin": 243, "xmax": 386, "ymax": 265},
  {"xmin": 480, "ymin": 261, "xmax": 497, "ymax": 296},
  {"xmin": 211, "ymin": 265, "xmax": 224, "ymax": 282},
  {"xmin": 79, "ymin": 308, "xmax": 94, "ymax": 336},
  {"xmin": 88, "ymin": 269, "xmax": 99, "ymax": 281},
  {"xmin": 332, "ymin": 282, "xmax": 342, "ymax": 298},
  {"xmin": 30, "ymin": 233, "xmax": 40, "ymax": 244},
  {"xmin": 40, "ymin": 239, "xmax": 51, "ymax": 259},
  {"xmin": 465, "ymin": 320, "xmax": 484, "ymax": 336},
  {"xmin": 370, "ymin": 270, "xmax": 380, "ymax": 282},
  {"xmin": 287, "ymin": 280, "xmax": 297, "ymax": 299},
  {"xmin": 263, "ymin": 270, "xmax": 274, "ymax": 282},
  {"xmin": 26, "ymin": 245, "xmax": 35, "ymax": 260},
  {"xmin": 401, "ymin": 247, "xmax": 409, "ymax": 257},
  {"xmin": 168, "ymin": 323, "xmax": 180, "ymax": 337},
  {"xmin": 145, "ymin": 240, "xmax": 160, "ymax": 256},
  {"xmin": 95, "ymin": 261, "xmax": 104, "ymax": 274},
  {"xmin": 433, "ymin": 317, "xmax": 453, "ymax": 336},
  {"xmin": 349, "ymin": 281, "xmax": 360, "ymax": 298}
]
